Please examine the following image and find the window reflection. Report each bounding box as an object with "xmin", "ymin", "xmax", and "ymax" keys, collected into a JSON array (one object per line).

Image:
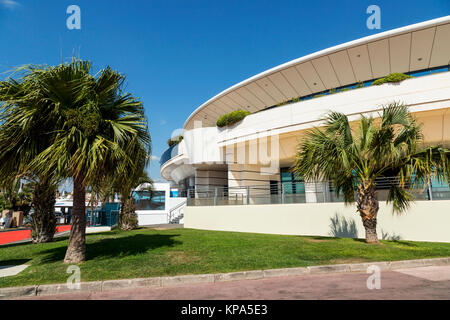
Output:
[{"xmin": 132, "ymin": 190, "xmax": 166, "ymax": 210}]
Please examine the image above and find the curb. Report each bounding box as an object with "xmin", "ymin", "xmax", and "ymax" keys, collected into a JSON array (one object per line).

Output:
[{"xmin": 1, "ymin": 257, "xmax": 449, "ymax": 299}]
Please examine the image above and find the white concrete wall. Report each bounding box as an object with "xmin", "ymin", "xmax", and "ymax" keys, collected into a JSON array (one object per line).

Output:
[
  {"xmin": 136, "ymin": 212, "xmax": 168, "ymax": 225},
  {"xmin": 184, "ymin": 200, "xmax": 450, "ymax": 243},
  {"xmin": 168, "ymin": 197, "xmax": 187, "ymax": 208},
  {"xmin": 195, "ymin": 169, "xmax": 228, "ymax": 192},
  {"xmin": 183, "ymin": 126, "xmax": 224, "ymax": 164},
  {"xmin": 136, "ymin": 183, "xmax": 171, "ymax": 226},
  {"xmin": 137, "ymin": 196, "xmax": 187, "ymax": 226}
]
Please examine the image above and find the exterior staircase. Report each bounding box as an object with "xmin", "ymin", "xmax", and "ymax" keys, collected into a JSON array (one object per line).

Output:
[{"xmin": 168, "ymin": 199, "xmax": 186, "ymax": 224}]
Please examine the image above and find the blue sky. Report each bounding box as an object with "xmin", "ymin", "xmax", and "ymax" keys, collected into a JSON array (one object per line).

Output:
[{"xmin": 0, "ymin": 0, "xmax": 449, "ymax": 182}]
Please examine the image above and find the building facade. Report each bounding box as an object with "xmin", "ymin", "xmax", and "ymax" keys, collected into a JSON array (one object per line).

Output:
[
  {"xmin": 161, "ymin": 16, "xmax": 450, "ymax": 208},
  {"xmin": 133, "ymin": 182, "xmax": 186, "ymax": 226}
]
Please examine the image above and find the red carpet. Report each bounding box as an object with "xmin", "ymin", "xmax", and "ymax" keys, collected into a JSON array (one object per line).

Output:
[{"xmin": 0, "ymin": 225, "xmax": 71, "ymax": 245}]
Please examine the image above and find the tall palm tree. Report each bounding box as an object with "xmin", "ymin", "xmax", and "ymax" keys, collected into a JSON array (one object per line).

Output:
[
  {"xmin": 0, "ymin": 69, "xmax": 60, "ymax": 242},
  {"xmin": 293, "ymin": 102, "xmax": 450, "ymax": 243},
  {"xmin": 1, "ymin": 60, "xmax": 151, "ymax": 262}
]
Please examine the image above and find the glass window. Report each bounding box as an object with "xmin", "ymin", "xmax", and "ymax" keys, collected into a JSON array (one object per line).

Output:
[
  {"xmin": 270, "ymin": 180, "xmax": 279, "ymax": 195},
  {"xmin": 132, "ymin": 190, "xmax": 166, "ymax": 210},
  {"xmin": 430, "ymin": 175, "xmax": 450, "ymax": 200},
  {"xmin": 280, "ymin": 167, "xmax": 305, "ymax": 194}
]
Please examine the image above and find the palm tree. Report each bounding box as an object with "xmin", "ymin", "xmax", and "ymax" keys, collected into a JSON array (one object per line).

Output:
[
  {"xmin": 28, "ymin": 176, "xmax": 58, "ymax": 242},
  {"xmin": 293, "ymin": 102, "xmax": 450, "ymax": 243},
  {"xmin": 118, "ymin": 169, "xmax": 153, "ymax": 230},
  {"xmin": 1, "ymin": 60, "xmax": 151, "ymax": 262},
  {"xmin": 91, "ymin": 164, "xmax": 153, "ymax": 231},
  {"xmin": 0, "ymin": 71, "xmax": 60, "ymax": 242},
  {"xmin": 0, "ymin": 174, "xmax": 57, "ymax": 242},
  {"xmin": 0, "ymin": 176, "xmax": 33, "ymax": 215}
]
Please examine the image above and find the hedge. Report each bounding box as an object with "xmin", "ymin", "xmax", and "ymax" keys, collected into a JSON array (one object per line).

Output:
[
  {"xmin": 167, "ymin": 135, "xmax": 183, "ymax": 147},
  {"xmin": 216, "ymin": 110, "xmax": 251, "ymax": 127},
  {"xmin": 371, "ymin": 73, "xmax": 413, "ymax": 86}
]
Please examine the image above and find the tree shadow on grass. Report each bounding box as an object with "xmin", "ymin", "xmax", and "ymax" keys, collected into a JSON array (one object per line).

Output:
[
  {"xmin": 385, "ymin": 240, "xmax": 418, "ymax": 247},
  {"xmin": 41, "ymin": 233, "xmax": 182, "ymax": 263},
  {"xmin": 310, "ymin": 236, "xmax": 331, "ymax": 240},
  {"xmin": 0, "ymin": 259, "xmax": 31, "ymax": 266}
]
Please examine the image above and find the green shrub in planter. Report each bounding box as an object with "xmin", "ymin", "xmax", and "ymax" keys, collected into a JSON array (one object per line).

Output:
[
  {"xmin": 356, "ymin": 81, "xmax": 364, "ymax": 88},
  {"xmin": 167, "ymin": 135, "xmax": 183, "ymax": 147},
  {"xmin": 371, "ymin": 73, "xmax": 413, "ymax": 86},
  {"xmin": 216, "ymin": 110, "xmax": 251, "ymax": 127}
]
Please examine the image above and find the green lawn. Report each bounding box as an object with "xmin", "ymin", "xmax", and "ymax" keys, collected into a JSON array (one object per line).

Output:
[{"xmin": 1, "ymin": 227, "xmax": 450, "ymax": 288}]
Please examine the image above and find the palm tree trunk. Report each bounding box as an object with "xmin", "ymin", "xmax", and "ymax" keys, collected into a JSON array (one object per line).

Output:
[
  {"xmin": 357, "ymin": 183, "xmax": 379, "ymax": 244},
  {"xmin": 64, "ymin": 175, "xmax": 86, "ymax": 263},
  {"xmin": 31, "ymin": 179, "xmax": 56, "ymax": 243},
  {"xmin": 119, "ymin": 193, "xmax": 138, "ymax": 231}
]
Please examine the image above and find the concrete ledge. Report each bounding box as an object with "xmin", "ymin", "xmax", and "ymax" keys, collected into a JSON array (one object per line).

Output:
[
  {"xmin": 263, "ymin": 267, "xmax": 309, "ymax": 278},
  {"xmin": 388, "ymin": 259, "xmax": 427, "ymax": 270},
  {"xmin": 349, "ymin": 261, "xmax": 390, "ymax": 272},
  {"xmin": 0, "ymin": 286, "xmax": 36, "ymax": 299},
  {"xmin": 36, "ymin": 281, "xmax": 102, "ymax": 296},
  {"xmin": 418, "ymin": 257, "xmax": 450, "ymax": 266},
  {"xmin": 86, "ymin": 226, "xmax": 111, "ymax": 234},
  {"xmin": 161, "ymin": 274, "xmax": 214, "ymax": 287},
  {"xmin": 102, "ymin": 277, "xmax": 161, "ymax": 291},
  {"xmin": 2, "ymin": 256, "xmax": 449, "ymax": 299},
  {"xmin": 214, "ymin": 270, "xmax": 264, "ymax": 282},
  {"xmin": 308, "ymin": 264, "xmax": 350, "ymax": 274}
]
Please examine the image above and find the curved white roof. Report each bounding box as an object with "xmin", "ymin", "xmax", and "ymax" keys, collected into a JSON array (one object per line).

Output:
[{"xmin": 184, "ymin": 16, "xmax": 450, "ymax": 129}]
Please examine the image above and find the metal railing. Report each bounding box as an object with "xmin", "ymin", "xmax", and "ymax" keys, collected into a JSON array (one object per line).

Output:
[
  {"xmin": 160, "ymin": 144, "xmax": 179, "ymax": 167},
  {"xmin": 86, "ymin": 203, "xmax": 119, "ymax": 227},
  {"xmin": 185, "ymin": 178, "xmax": 450, "ymax": 207}
]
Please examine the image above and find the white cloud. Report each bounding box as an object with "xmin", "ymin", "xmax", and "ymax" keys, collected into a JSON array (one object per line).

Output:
[
  {"xmin": 0, "ymin": 0, "xmax": 20, "ymax": 9},
  {"xmin": 151, "ymin": 155, "xmax": 160, "ymax": 161},
  {"xmin": 159, "ymin": 119, "xmax": 167, "ymax": 126}
]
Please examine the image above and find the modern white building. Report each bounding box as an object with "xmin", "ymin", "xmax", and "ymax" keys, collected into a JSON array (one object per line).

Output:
[
  {"xmin": 133, "ymin": 183, "xmax": 186, "ymax": 226},
  {"xmin": 160, "ymin": 17, "xmax": 450, "ymax": 242}
]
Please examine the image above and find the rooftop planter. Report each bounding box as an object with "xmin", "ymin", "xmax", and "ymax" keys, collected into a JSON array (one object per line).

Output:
[
  {"xmin": 371, "ymin": 73, "xmax": 413, "ymax": 86},
  {"xmin": 274, "ymin": 73, "xmax": 415, "ymax": 109},
  {"xmin": 167, "ymin": 135, "xmax": 183, "ymax": 147},
  {"xmin": 216, "ymin": 110, "xmax": 251, "ymax": 128}
]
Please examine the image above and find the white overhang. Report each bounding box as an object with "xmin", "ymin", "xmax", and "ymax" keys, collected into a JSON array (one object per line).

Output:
[{"xmin": 184, "ymin": 16, "xmax": 450, "ymax": 130}]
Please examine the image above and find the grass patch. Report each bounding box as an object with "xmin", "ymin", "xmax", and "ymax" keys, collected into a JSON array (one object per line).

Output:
[{"xmin": 1, "ymin": 228, "xmax": 449, "ymax": 288}]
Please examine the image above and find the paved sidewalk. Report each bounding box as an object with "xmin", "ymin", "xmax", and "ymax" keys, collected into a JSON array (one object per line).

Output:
[
  {"xmin": 18, "ymin": 265, "xmax": 450, "ymax": 300},
  {"xmin": 140, "ymin": 224, "xmax": 184, "ymax": 230}
]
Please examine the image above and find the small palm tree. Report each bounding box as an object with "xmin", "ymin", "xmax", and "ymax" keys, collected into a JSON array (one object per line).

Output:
[
  {"xmin": 118, "ymin": 169, "xmax": 153, "ymax": 231},
  {"xmin": 92, "ymin": 164, "xmax": 153, "ymax": 231},
  {"xmin": 0, "ymin": 175, "xmax": 56, "ymax": 241},
  {"xmin": 293, "ymin": 102, "xmax": 450, "ymax": 243},
  {"xmin": 0, "ymin": 176, "xmax": 33, "ymax": 215}
]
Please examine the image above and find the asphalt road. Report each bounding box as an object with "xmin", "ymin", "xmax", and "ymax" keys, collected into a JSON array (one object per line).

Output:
[{"xmin": 17, "ymin": 265, "xmax": 450, "ymax": 300}]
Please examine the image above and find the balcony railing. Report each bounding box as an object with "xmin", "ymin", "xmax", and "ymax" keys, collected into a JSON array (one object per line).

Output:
[
  {"xmin": 185, "ymin": 177, "xmax": 450, "ymax": 207},
  {"xmin": 86, "ymin": 202, "xmax": 120, "ymax": 227},
  {"xmin": 160, "ymin": 144, "xmax": 179, "ymax": 167}
]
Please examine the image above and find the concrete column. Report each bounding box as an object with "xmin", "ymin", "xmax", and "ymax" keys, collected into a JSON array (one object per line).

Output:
[
  {"xmin": 305, "ymin": 180, "xmax": 330, "ymax": 203},
  {"xmin": 228, "ymin": 164, "xmax": 279, "ymax": 205},
  {"xmin": 194, "ymin": 169, "xmax": 228, "ymax": 195}
]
